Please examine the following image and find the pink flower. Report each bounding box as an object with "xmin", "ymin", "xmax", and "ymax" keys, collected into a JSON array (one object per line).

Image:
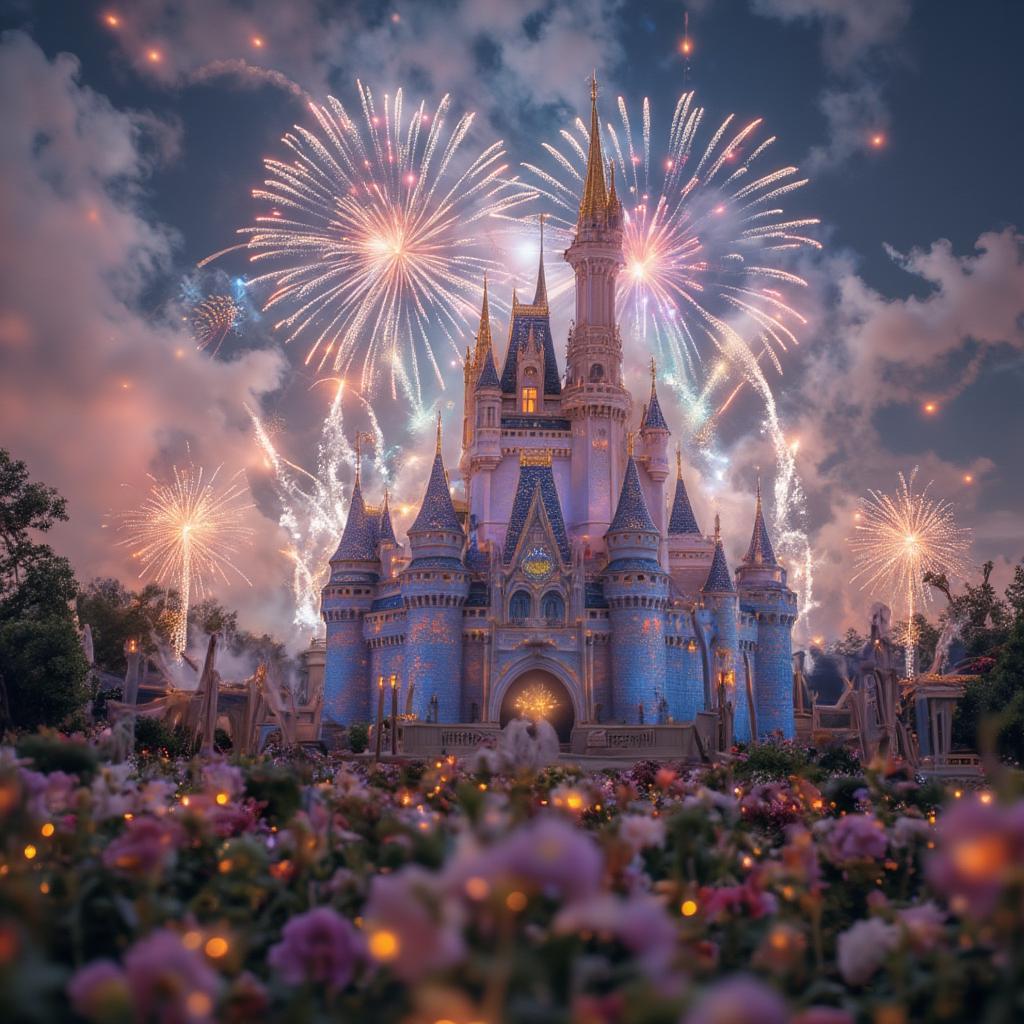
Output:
[
  {"xmin": 67, "ymin": 960, "xmax": 130, "ymax": 1022},
  {"xmin": 363, "ymin": 865, "xmax": 465, "ymax": 982},
  {"xmin": 619, "ymin": 814, "xmax": 667, "ymax": 854},
  {"xmin": 835, "ymin": 917, "xmax": 899, "ymax": 986},
  {"xmin": 826, "ymin": 814, "xmax": 887, "ymax": 864},
  {"xmin": 20, "ymin": 768, "xmax": 77, "ymax": 818},
  {"xmin": 926, "ymin": 798, "xmax": 1024, "ymax": 917},
  {"xmin": 682, "ymin": 975, "xmax": 788, "ymax": 1024},
  {"xmin": 268, "ymin": 907, "xmax": 363, "ymax": 989},
  {"xmin": 554, "ymin": 893, "xmax": 678, "ymax": 978},
  {"xmin": 102, "ymin": 816, "xmax": 185, "ymax": 878},
  {"xmin": 123, "ymin": 929, "xmax": 220, "ymax": 1024},
  {"xmin": 898, "ymin": 902, "xmax": 946, "ymax": 953},
  {"xmin": 700, "ymin": 875, "xmax": 778, "ymax": 923}
]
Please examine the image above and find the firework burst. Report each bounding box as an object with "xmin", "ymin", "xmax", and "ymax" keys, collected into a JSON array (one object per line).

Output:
[
  {"xmin": 188, "ymin": 294, "xmax": 244, "ymax": 355},
  {"xmin": 117, "ymin": 463, "xmax": 254, "ymax": 656},
  {"xmin": 523, "ymin": 89, "xmax": 821, "ymax": 626},
  {"xmin": 203, "ymin": 82, "xmax": 533, "ymax": 408},
  {"xmin": 849, "ymin": 467, "xmax": 973, "ymax": 675}
]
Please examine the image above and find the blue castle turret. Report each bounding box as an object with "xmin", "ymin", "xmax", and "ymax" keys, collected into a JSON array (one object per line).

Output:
[
  {"xmin": 603, "ymin": 439, "xmax": 669, "ymax": 724},
  {"xmin": 701, "ymin": 515, "xmax": 747, "ymax": 740},
  {"xmin": 736, "ymin": 480, "xmax": 798, "ymax": 739},
  {"xmin": 321, "ymin": 461, "xmax": 379, "ymax": 725},
  {"xmin": 400, "ymin": 415, "xmax": 470, "ymax": 722}
]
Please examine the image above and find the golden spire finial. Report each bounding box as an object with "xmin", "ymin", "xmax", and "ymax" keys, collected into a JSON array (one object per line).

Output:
[
  {"xmin": 354, "ymin": 432, "xmax": 361, "ymax": 488},
  {"xmin": 714, "ymin": 511, "xmax": 721, "ymax": 542},
  {"xmin": 676, "ymin": 444, "xmax": 683, "ymax": 480},
  {"xmin": 650, "ymin": 356, "xmax": 657, "ymax": 393},
  {"xmin": 435, "ymin": 410, "xmax": 443, "ymax": 456},
  {"xmin": 579, "ymin": 74, "xmax": 607, "ymax": 224},
  {"xmin": 627, "ymin": 431, "xmax": 635, "ymax": 457},
  {"xmin": 475, "ymin": 272, "xmax": 492, "ymax": 358}
]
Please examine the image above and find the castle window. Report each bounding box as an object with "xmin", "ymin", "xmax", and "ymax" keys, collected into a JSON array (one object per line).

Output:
[
  {"xmin": 486, "ymin": 406, "xmax": 495, "ymax": 426},
  {"xmin": 521, "ymin": 386, "xmax": 537, "ymax": 413},
  {"xmin": 541, "ymin": 591, "xmax": 565, "ymax": 625},
  {"xmin": 589, "ymin": 363, "xmax": 604, "ymax": 382},
  {"xmin": 509, "ymin": 589, "xmax": 531, "ymax": 624}
]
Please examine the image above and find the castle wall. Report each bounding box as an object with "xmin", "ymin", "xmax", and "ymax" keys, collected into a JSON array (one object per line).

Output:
[
  {"xmin": 752, "ymin": 614, "xmax": 795, "ymax": 739},
  {"xmin": 323, "ymin": 617, "xmax": 370, "ymax": 724},
  {"xmin": 665, "ymin": 637, "xmax": 704, "ymax": 723},
  {"xmin": 608, "ymin": 607, "xmax": 667, "ymax": 723},
  {"xmin": 404, "ymin": 605, "xmax": 465, "ymax": 721},
  {"xmin": 461, "ymin": 635, "xmax": 487, "ymax": 721}
]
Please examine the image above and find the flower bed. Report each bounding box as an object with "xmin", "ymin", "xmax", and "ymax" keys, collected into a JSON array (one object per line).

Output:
[{"xmin": 1, "ymin": 738, "xmax": 1020, "ymax": 1023}]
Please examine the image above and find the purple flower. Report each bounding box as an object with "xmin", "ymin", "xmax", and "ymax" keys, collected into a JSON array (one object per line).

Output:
[
  {"xmin": 123, "ymin": 929, "xmax": 220, "ymax": 1024},
  {"xmin": 826, "ymin": 814, "xmax": 887, "ymax": 864},
  {"xmin": 474, "ymin": 815, "xmax": 604, "ymax": 903},
  {"xmin": 898, "ymin": 902, "xmax": 946, "ymax": 953},
  {"xmin": 926, "ymin": 798, "xmax": 1022, "ymax": 917},
  {"xmin": 836, "ymin": 918, "xmax": 899, "ymax": 986},
  {"xmin": 102, "ymin": 816, "xmax": 185, "ymax": 878},
  {"xmin": 363, "ymin": 865, "xmax": 465, "ymax": 983},
  {"xmin": 682, "ymin": 975, "xmax": 788, "ymax": 1024},
  {"xmin": 67, "ymin": 960, "xmax": 130, "ymax": 1022},
  {"xmin": 619, "ymin": 814, "xmax": 667, "ymax": 854},
  {"xmin": 554, "ymin": 893, "xmax": 677, "ymax": 978},
  {"xmin": 268, "ymin": 907, "xmax": 363, "ymax": 989}
]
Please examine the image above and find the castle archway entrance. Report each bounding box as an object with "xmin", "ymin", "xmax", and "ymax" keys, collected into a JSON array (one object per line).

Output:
[{"xmin": 499, "ymin": 669, "xmax": 575, "ymax": 743}]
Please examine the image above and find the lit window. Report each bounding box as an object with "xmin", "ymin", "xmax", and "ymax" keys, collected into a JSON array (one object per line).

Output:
[{"xmin": 521, "ymin": 386, "xmax": 537, "ymax": 413}]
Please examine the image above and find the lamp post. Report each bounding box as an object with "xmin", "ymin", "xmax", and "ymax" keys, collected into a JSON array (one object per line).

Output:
[
  {"xmin": 374, "ymin": 674, "xmax": 385, "ymax": 761},
  {"xmin": 390, "ymin": 673, "xmax": 399, "ymax": 756}
]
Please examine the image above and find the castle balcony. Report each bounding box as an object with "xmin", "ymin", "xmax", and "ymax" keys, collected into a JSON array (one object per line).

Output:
[{"xmin": 495, "ymin": 625, "xmax": 580, "ymax": 653}]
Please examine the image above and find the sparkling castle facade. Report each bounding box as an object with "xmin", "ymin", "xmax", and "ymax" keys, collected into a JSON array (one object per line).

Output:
[{"xmin": 322, "ymin": 83, "xmax": 797, "ymax": 743}]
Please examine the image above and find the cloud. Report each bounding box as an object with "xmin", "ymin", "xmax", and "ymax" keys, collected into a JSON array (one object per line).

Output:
[
  {"xmin": 98, "ymin": 0, "xmax": 626, "ymax": 122},
  {"xmin": 0, "ymin": 31, "xmax": 291, "ymax": 635},
  {"xmin": 780, "ymin": 228, "xmax": 1024, "ymax": 631},
  {"xmin": 751, "ymin": 0, "xmax": 911, "ymax": 71}
]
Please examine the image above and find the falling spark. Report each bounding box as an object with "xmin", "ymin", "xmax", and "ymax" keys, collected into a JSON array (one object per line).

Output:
[
  {"xmin": 117, "ymin": 463, "xmax": 254, "ymax": 656},
  {"xmin": 522, "ymin": 89, "xmax": 821, "ymax": 625},
  {"xmin": 250, "ymin": 379, "xmax": 393, "ymax": 636},
  {"xmin": 202, "ymin": 82, "xmax": 534, "ymax": 405},
  {"xmin": 849, "ymin": 467, "xmax": 972, "ymax": 676}
]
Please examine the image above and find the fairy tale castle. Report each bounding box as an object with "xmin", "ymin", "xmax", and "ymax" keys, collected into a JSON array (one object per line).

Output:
[{"xmin": 321, "ymin": 81, "xmax": 797, "ymax": 744}]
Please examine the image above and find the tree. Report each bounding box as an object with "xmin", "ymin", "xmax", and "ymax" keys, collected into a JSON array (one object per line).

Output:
[
  {"xmin": 1005, "ymin": 560, "xmax": 1024, "ymax": 624},
  {"xmin": 828, "ymin": 628, "xmax": 865, "ymax": 659},
  {"xmin": 953, "ymin": 615, "xmax": 1024, "ymax": 763},
  {"xmin": 0, "ymin": 450, "xmax": 88, "ymax": 729},
  {"xmin": 893, "ymin": 613, "xmax": 940, "ymax": 673},
  {"xmin": 76, "ymin": 578, "xmax": 171, "ymax": 674}
]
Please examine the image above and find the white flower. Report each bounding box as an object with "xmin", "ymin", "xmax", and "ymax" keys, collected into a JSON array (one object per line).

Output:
[
  {"xmin": 836, "ymin": 918, "xmax": 899, "ymax": 986},
  {"xmin": 619, "ymin": 814, "xmax": 667, "ymax": 854}
]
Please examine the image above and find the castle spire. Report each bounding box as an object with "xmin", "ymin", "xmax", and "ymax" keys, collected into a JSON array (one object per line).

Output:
[
  {"xmin": 532, "ymin": 214, "xmax": 548, "ymax": 308},
  {"xmin": 579, "ymin": 73, "xmax": 608, "ymax": 225},
  {"xmin": 475, "ymin": 273, "xmax": 492, "ymax": 360},
  {"xmin": 608, "ymin": 447, "xmax": 658, "ymax": 535},
  {"xmin": 702, "ymin": 513, "xmax": 736, "ymax": 593},
  {"xmin": 435, "ymin": 409, "xmax": 443, "ymax": 456},
  {"xmin": 743, "ymin": 473, "xmax": 778, "ymax": 566},
  {"xmin": 668, "ymin": 445, "xmax": 701, "ymax": 535},
  {"xmin": 641, "ymin": 357, "xmax": 669, "ymax": 432}
]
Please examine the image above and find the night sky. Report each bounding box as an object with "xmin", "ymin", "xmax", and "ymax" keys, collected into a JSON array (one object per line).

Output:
[{"xmin": 1, "ymin": 0, "xmax": 1022, "ymax": 645}]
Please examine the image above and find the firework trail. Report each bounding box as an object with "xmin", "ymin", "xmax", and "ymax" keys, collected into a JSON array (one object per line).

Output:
[
  {"xmin": 250, "ymin": 379, "xmax": 394, "ymax": 636},
  {"xmin": 522, "ymin": 90, "xmax": 821, "ymax": 625},
  {"xmin": 849, "ymin": 467, "xmax": 973, "ymax": 675},
  {"xmin": 117, "ymin": 462, "xmax": 254, "ymax": 656},
  {"xmin": 203, "ymin": 81, "xmax": 534, "ymax": 411}
]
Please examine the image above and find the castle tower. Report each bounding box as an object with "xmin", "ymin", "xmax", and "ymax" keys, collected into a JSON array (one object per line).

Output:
[
  {"xmin": 666, "ymin": 448, "xmax": 715, "ymax": 592},
  {"xmin": 639, "ymin": 359, "xmax": 671, "ymax": 562},
  {"xmin": 563, "ymin": 77, "xmax": 630, "ymax": 552},
  {"xmin": 400, "ymin": 416, "xmax": 470, "ymax": 722},
  {"xmin": 464, "ymin": 276, "xmax": 503, "ymax": 547},
  {"xmin": 377, "ymin": 490, "xmax": 400, "ymax": 580},
  {"xmin": 735, "ymin": 479, "xmax": 798, "ymax": 739},
  {"xmin": 701, "ymin": 515, "xmax": 746, "ymax": 740},
  {"xmin": 603, "ymin": 438, "xmax": 669, "ymax": 723},
  {"xmin": 321, "ymin": 451, "xmax": 378, "ymax": 725}
]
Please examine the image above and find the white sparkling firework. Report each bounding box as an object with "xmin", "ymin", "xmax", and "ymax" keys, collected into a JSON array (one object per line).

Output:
[
  {"xmin": 203, "ymin": 81, "xmax": 533, "ymax": 411},
  {"xmin": 117, "ymin": 463, "xmax": 254, "ymax": 656},
  {"xmin": 849, "ymin": 467, "xmax": 973, "ymax": 675},
  {"xmin": 250, "ymin": 380, "xmax": 393, "ymax": 636}
]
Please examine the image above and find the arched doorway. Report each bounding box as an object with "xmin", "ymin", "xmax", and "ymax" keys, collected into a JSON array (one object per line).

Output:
[{"xmin": 499, "ymin": 669, "xmax": 575, "ymax": 743}]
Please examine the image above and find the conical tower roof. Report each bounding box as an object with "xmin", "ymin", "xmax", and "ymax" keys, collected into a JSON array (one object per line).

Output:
[
  {"xmin": 473, "ymin": 273, "xmax": 492, "ymax": 364},
  {"xmin": 668, "ymin": 449, "xmax": 701, "ymax": 535},
  {"xmin": 532, "ymin": 215, "xmax": 548, "ymax": 307},
  {"xmin": 743, "ymin": 477, "xmax": 778, "ymax": 566},
  {"xmin": 409, "ymin": 416, "xmax": 463, "ymax": 535},
  {"xmin": 331, "ymin": 477, "xmax": 376, "ymax": 562},
  {"xmin": 378, "ymin": 490, "xmax": 397, "ymax": 546},
  {"xmin": 608, "ymin": 448, "xmax": 658, "ymax": 535},
  {"xmin": 475, "ymin": 345, "xmax": 499, "ymax": 391},
  {"xmin": 579, "ymin": 75, "xmax": 608, "ymax": 225},
  {"xmin": 642, "ymin": 359, "xmax": 668, "ymax": 431},
  {"xmin": 702, "ymin": 514, "xmax": 736, "ymax": 594}
]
